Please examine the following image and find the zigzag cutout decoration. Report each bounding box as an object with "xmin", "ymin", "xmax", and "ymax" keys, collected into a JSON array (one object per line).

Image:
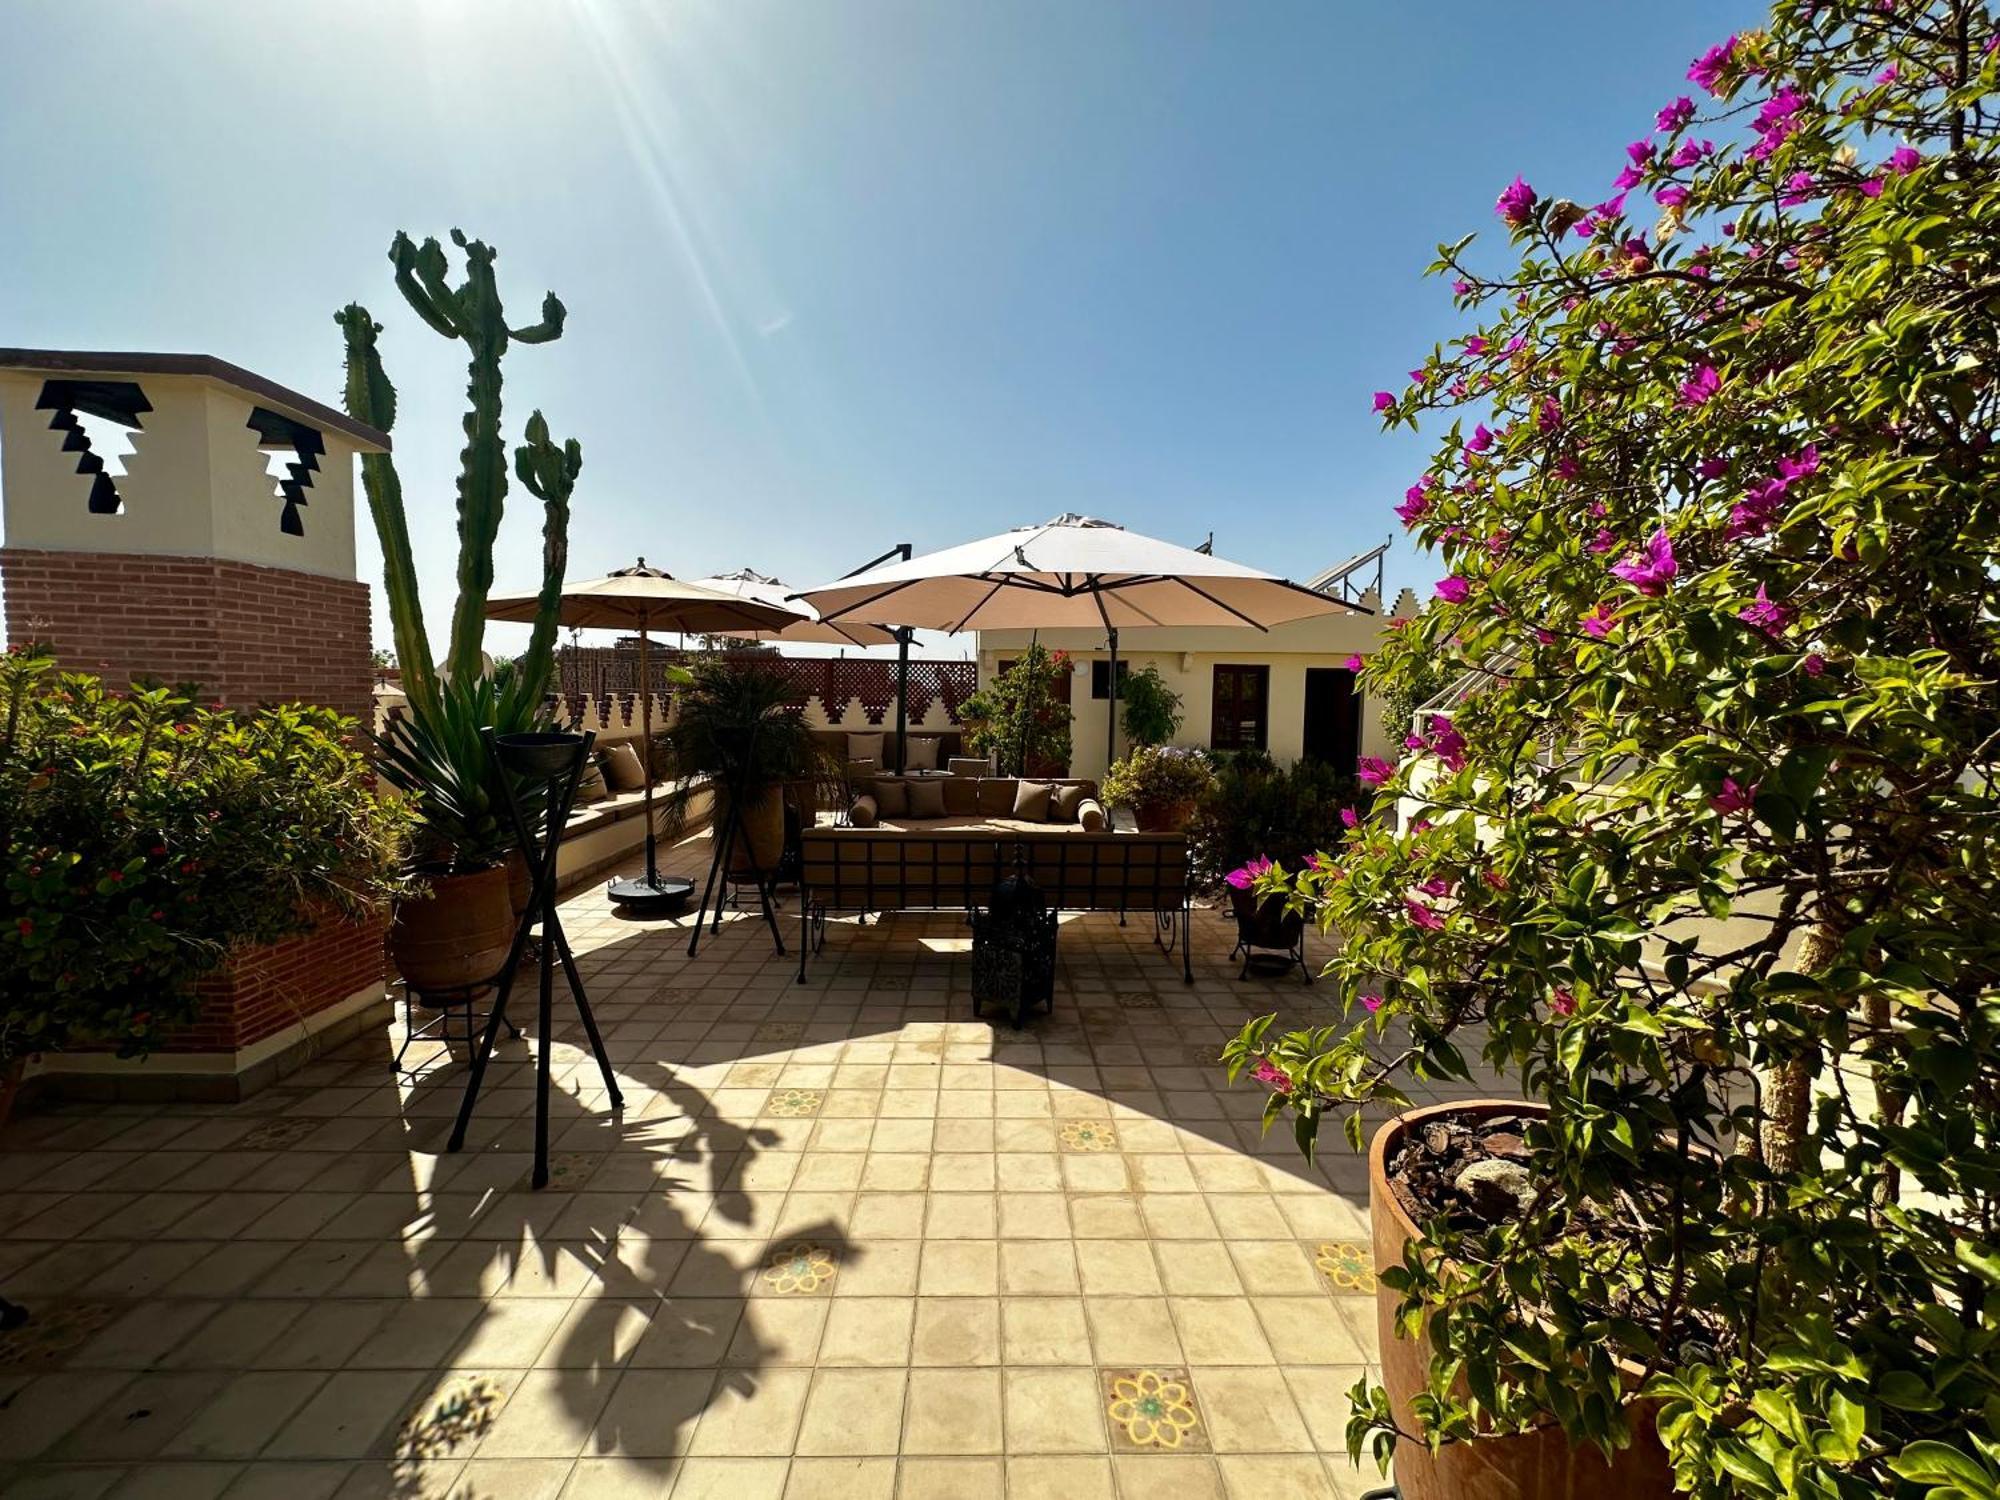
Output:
[
  {"xmin": 35, "ymin": 380, "xmax": 151, "ymax": 515},
  {"xmin": 246, "ymin": 407, "xmax": 325, "ymax": 536}
]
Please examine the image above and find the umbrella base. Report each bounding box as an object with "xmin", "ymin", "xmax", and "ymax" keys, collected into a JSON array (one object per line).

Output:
[{"xmin": 606, "ymin": 875, "xmax": 696, "ymax": 912}]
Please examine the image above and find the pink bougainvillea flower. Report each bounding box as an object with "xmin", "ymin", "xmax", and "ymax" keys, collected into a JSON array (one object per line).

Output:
[
  {"xmin": 1657, "ymin": 95, "xmax": 1697, "ymax": 131},
  {"xmin": 1250, "ymin": 1058, "xmax": 1292, "ymax": 1094},
  {"xmin": 1581, "ymin": 602, "xmax": 1619, "ymax": 639},
  {"xmin": 1483, "ymin": 868, "xmax": 1509, "ymax": 891},
  {"xmin": 1466, "ymin": 423, "xmax": 1495, "ymax": 453},
  {"xmin": 1554, "ymin": 456, "xmax": 1582, "ymax": 480},
  {"xmin": 1780, "ymin": 446, "xmax": 1821, "ymax": 481},
  {"xmin": 1781, "ymin": 171, "xmax": 1817, "ymax": 206},
  {"xmin": 1344, "ymin": 654, "xmax": 1364, "ymax": 671},
  {"xmin": 1224, "ymin": 855, "xmax": 1273, "ymax": 891},
  {"xmin": 1404, "ymin": 899, "xmax": 1445, "ymax": 931},
  {"xmin": 1627, "ymin": 139, "xmax": 1654, "ymax": 166},
  {"xmin": 1589, "ymin": 528, "xmax": 1618, "ymax": 554},
  {"xmin": 1610, "ymin": 526, "xmax": 1678, "ymax": 596},
  {"xmin": 1417, "ymin": 877, "xmax": 1452, "ymax": 898},
  {"xmin": 1656, "ymin": 185, "xmax": 1691, "ymax": 210},
  {"xmin": 1537, "ymin": 396, "xmax": 1562, "ymax": 432},
  {"xmin": 1689, "ymin": 36, "xmax": 1738, "ymax": 93},
  {"xmin": 1802, "ymin": 652, "xmax": 1827, "ymax": 678},
  {"xmin": 1357, "ymin": 756, "xmax": 1395, "ymax": 787},
  {"xmin": 1452, "ymin": 278, "xmax": 1473, "ymax": 295},
  {"xmin": 1747, "ymin": 88, "xmax": 1808, "ymax": 160},
  {"xmin": 1613, "ymin": 163, "xmax": 1645, "ymax": 192},
  {"xmin": 1496, "ymin": 175, "xmax": 1537, "ymax": 227},
  {"xmin": 1679, "ymin": 364, "xmax": 1721, "ymax": 406},
  {"xmin": 1876, "ymin": 65, "xmax": 1899, "ymax": 84},
  {"xmin": 1361, "ymin": 994, "xmax": 1384, "ymax": 1014},
  {"xmin": 1670, "ymin": 138, "xmax": 1715, "ymax": 167},
  {"xmin": 1710, "ymin": 777, "xmax": 1759, "ymax": 815},
  {"xmin": 1698, "ymin": 455, "xmax": 1730, "ymax": 480},
  {"xmin": 1434, "ymin": 576, "xmax": 1472, "ymax": 604},
  {"xmin": 1373, "ymin": 391, "xmax": 1395, "ymax": 413},
  {"xmin": 1738, "ymin": 584, "xmax": 1794, "ymax": 635},
  {"xmin": 1340, "ymin": 807, "xmax": 1359, "ymax": 829},
  {"xmin": 1550, "ymin": 987, "xmax": 1577, "ymax": 1018},
  {"xmin": 1424, "ymin": 718, "xmax": 1467, "ymax": 771},
  {"xmin": 1466, "ymin": 335, "xmax": 1488, "ymax": 355},
  {"xmin": 1889, "ymin": 145, "xmax": 1922, "ymax": 174},
  {"xmin": 1394, "ymin": 483, "xmax": 1431, "ymax": 527}
]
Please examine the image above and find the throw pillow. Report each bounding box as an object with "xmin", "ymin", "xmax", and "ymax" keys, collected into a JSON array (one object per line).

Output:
[
  {"xmin": 1052, "ymin": 784, "xmax": 1087, "ymax": 824},
  {"xmin": 1012, "ymin": 780, "xmax": 1053, "ymax": 822},
  {"xmin": 941, "ymin": 774, "xmax": 980, "ymax": 816},
  {"xmin": 601, "ymin": 741, "xmax": 649, "ymax": 792},
  {"xmin": 873, "ymin": 777, "xmax": 910, "ymax": 818},
  {"xmin": 904, "ymin": 736, "xmax": 941, "ymax": 771},
  {"xmin": 947, "ymin": 755, "xmax": 994, "ymax": 777},
  {"xmin": 848, "ymin": 795, "xmax": 879, "ymax": 828},
  {"xmin": 847, "ymin": 732, "xmax": 885, "ymax": 766},
  {"xmin": 906, "ymin": 777, "xmax": 946, "ymax": 819},
  {"xmin": 1076, "ymin": 797, "xmax": 1107, "ymax": 832},
  {"xmin": 575, "ymin": 759, "xmax": 610, "ymax": 803},
  {"xmin": 976, "ymin": 778, "xmax": 1017, "ymax": 817}
]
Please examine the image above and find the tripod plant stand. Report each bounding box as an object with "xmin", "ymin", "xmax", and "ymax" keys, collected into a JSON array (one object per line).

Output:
[
  {"xmin": 687, "ymin": 719, "xmax": 788, "ymax": 960},
  {"xmin": 447, "ymin": 729, "xmax": 624, "ymax": 1189}
]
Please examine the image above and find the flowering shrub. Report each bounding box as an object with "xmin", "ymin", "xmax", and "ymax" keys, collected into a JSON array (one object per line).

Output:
[
  {"xmin": 1226, "ymin": 4, "xmax": 2000, "ymax": 1496},
  {"xmin": 1101, "ymin": 744, "xmax": 1216, "ymax": 818},
  {"xmin": 962, "ymin": 642, "xmax": 1074, "ymax": 776},
  {"xmin": 1, "ymin": 649, "xmax": 410, "ymax": 1064}
]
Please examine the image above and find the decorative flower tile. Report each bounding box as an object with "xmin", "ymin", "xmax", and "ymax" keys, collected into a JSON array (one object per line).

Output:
[
  {"xmin": 1184, "ymin": 1044, "xmax": 1225, "ymax": 1068},
  {"xmin": 1103, "ymin": 1367, "xmax": 1206, "ymax": 1451},
  {"xmin": 761, "ymin": 1240, "xmax": 838, "ymax": 1295},
  {"xmin": 1314, "ymin": 1240, "xmax": 1377, "ymax": 1295},
  {"xmin": 764, "ymin": 1089, "xmax": 823, "ymax": 1118},
  {"xmin": 396, "ymin": 1373, "xmax": 504, "ymax": 1462},
  {"xmin": 754, "ymin": 1022, "xmax": 804, "ymax": 1042},
  {"xmin": 0, "ymin": 1300, "xmax": 119, "ymax": 1369},
  {"xmin": 871, "ymin": 975, "xmax": 912, "ymax": 993},
  {"xmin": 1115, "ymin": 990, "xmax": 1162, "ymax": 1010},
  {"xmin": 1058, "ymin": 1120, "xmax": 1118, "ymax": 1153},
  {"xmin": 538, "ymin": 1152, "xmax": 601, "ymax": 1191},
  {"xmin": 238, "ymin": 1117, "xmax": 322, "ymax": 1151}
]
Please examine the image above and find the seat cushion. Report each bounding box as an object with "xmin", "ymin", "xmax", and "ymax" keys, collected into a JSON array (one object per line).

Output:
[
  {"xmin": 600, "ymin": 741, "xmax": 649, "ymax": 792},
  {"xmin": 976, "ymin": 778, "xmax": 1017, "ymax": 817},
  {"xmin": 906, "ymin": 776, "xmax": 947, "ymax": 818},
  {"xmin": 941, "ymin": 774, "xmax": 980, "ymax": 816}
]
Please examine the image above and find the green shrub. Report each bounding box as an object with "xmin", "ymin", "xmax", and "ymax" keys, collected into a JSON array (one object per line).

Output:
[
  {"xmin": 1189, "ymin": 750, "xmax": 1364, "ymax": 887},
  {"xmin": 0, "ymin": 649, "xmax": 410, "ymax": 1063},
  {"xmin": 1101, "ymin": 744, "xmax": 1216, "ymax": 821},
  {"xmin": 1119, "ymin": 664, "xmax": 1183, "ymax": 747}
]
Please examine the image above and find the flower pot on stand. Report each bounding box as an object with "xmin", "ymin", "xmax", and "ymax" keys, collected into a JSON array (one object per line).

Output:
[
  {"xmin": 719, "ymin": 786, "xmax": 787, "ymax": 878},
  {"xmin": 1226, "ymin": 884, "xmax": 1308, "ymax": 979},
  {"xmin": 389, "ymin": 864, "xmax": 516, "ymax": 994},
  {"xmin": 1368, "ymin": 1099, "xmax": 1674, "ymax": 1500},
  {"xmin": 1133, "ymin": 797, "xmax": 1194, "ymax": 833}
]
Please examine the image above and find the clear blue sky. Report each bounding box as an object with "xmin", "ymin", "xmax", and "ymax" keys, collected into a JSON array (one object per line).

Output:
[{"xmin": 0, "ymin": 0, "xmax": 1746, "ymax": 657}]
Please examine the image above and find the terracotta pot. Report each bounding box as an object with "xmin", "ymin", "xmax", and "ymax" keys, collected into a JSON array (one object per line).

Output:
[
  {"xmin": 1369, "ymin": 1099, "xmax": 1673, "ymax": 1500},
  {"xmin": 504, "ymin": 849, "xmax": 533, "ymax": 921},
  {"xmin": 389, "ymin": 864, "xmax": 515, "ymax": 993},
  {"xmin": 718, "ymin": 785, "xmax": 787, "ymax": 876},
  {"xmin": 1133, "ymin": 797, "xmax": 1194, "ymax": 833},
  {"xmin": 1228, "ymin": 885, "xmax": 1303, "ymax": 949}
]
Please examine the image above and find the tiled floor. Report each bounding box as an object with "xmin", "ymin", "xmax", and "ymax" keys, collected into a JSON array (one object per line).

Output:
[{"xmin": 0, "ymin": 833, "xmax": 1498, "ymax": 1498}]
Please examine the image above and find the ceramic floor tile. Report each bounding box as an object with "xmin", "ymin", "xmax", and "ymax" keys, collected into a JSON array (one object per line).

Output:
[
  {"xmin": 1000, "ymin": 1368, "xmax": 1104, "ymax": 1454},
  {"xmin": 903, "ymin": 1368, "xmax": 1004, "ymax": 1455}
]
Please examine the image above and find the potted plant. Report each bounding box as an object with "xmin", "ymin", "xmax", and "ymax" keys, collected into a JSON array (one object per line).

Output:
[
  {"xmin": 963, "ymin": 642, "xmax": 1074, "ymax": 777},
  {"xmin": 336, "ymin": 230, "xmax": 582, "ymax": 992},
  {"xmin": 0, "ymin": 648, "xmax": 409, "ymax": 1122},
  {"xmin": 652, "ymin": 658, "xmax": 839, "ymax": 878},
  {"xmin": 1221, "ymin": 855, "xmax": 1306, "ymax": 964},
  {"xmin": 1119, "ymin": 663, "xmax": 1184, "ymax": 748},
  {"xmin": 1227, "ymin": 6, "xmax": 2000, "ymax": 1497},
  {"xmin": 1102, "ymin": 744, "xmax": 1215, "ymax": 832}
]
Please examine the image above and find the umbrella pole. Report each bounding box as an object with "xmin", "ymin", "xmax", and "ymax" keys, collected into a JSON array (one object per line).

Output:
[
  {"xmin": 893, "ymin": 627, "xmax": 912, "ymax": 774},
  {"xmin": 640, "ymin": 623, "xmax": 658, "ymax": 887},
  {"xmin": 1105, "ymin": 625, "xmax": 1119, "ymax": 775}
]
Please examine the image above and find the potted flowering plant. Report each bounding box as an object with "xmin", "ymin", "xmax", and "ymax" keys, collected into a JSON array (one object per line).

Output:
[
  {"xmin": 1102, "ymin": 744, "xmax": 1216, "ymax": 832},
  {"xmin": 1223, "ymin": 855, "xmax": 1309, "ymax": 979},
  {"xmin": 1227, "ymin": 4, "xmax": 2000, "ymax": 1498}
]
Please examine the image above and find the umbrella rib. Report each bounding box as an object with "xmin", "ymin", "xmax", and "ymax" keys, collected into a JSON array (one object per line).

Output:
[
  {"xmin": 948, "ymin": 576, "xmax": 1011, "ymax": 635},
  {"xmin": 816, "ymin": 577, "xmax": 917, "ymax": 626}
]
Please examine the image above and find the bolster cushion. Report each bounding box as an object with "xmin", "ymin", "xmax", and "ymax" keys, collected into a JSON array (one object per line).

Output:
[
  {"xmin": 1076, "ymin": 797, "xmax": 1107, "ymax": 832},
  {"xmin": 848, "ymin": 795, "xmax": 879, "ymax": 828}
]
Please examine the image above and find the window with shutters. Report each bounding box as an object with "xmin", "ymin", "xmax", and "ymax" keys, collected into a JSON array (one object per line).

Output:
[{"xmin": 1209, "ymin": 664, "xmax": 1269, "ymax": 751}]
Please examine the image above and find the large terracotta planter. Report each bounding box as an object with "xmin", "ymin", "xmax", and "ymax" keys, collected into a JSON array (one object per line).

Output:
[
  {"xmin": 718, "ymin": 786, "xmax": 787, "ymax": 877},
  {"xmin": 1132, "ymin": 797, "xmax": 1194, "ymax": 833},
  {"xmin": 389, "ymin": 864, "xmax": 515, "ymax": 993},
  {"xmin": 1369, "ymin": 1099, "xmax": 1674, "ymax": 1500}
]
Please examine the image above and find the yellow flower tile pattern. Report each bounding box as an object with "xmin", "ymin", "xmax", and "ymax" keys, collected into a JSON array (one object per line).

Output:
[
  {"xmin": 396, "ymin": 1373, "xmax": 503, "ymax": 1462},
  {"xmin": 762, "ymin": 1240, "xmax": 839, "ymax": 1295},
  {"xmin": 765, "ymin": 1089, "xmax": 824, "ymax": 1118},
  {"xmin": 238, "ymin": 1117, "xmax": 321, "ymax": 1151},
  {"xmin": 0, "ymin": 1301, "xmax": 118, "ymax": 1369},
  {"xmin": 1104, "ymin": 1367, "xmax": 1205, "ymax": 1451},
  {"xmin": 1315, "ymin": 1240, "xmax": 1376, "ymax": 1294},
  {"xmin": 539, "ymin": 1152, "xmax": 601, "ymax": 1191},
  {"xmin": 1058, "ymin": 1120, "xmax": 1118, "ymax": 1153}
]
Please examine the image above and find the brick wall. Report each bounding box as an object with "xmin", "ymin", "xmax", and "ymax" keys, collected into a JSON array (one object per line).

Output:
[
  {"xmin": 166, "ymin": 910, "xmax": 390, "ymax": 1054},
  {"xmin": 0, "ymin": 546, "xmax": 373, "ymax": 725}
]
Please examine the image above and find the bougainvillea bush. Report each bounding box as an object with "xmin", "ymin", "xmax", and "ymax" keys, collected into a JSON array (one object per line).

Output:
[
  {"xmin": 1227, "ymin": 3, "xmax": 2000, "ymax": 1495},
  {"xmin": 0, "ymin": 649, "xmax": 409, "ymax": 1067}
]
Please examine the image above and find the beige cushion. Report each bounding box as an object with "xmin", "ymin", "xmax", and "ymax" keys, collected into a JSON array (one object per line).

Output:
[
  {"xmin": 1012, "ymin": 780, "xmax": 1053, "ymax": 822},
  {"xmin": 848, "ymin": 732, "xmax": 884, "ymax": 766},
  {"xmin": 904, "ymin": 736, "xmax": 941, "ymax": 772},
  {"xmin": 575, "ymin": 759, "xmax": 609, "ymax": 803},
  {"xmin": 600, "ymin": 741, "xmax": 648, "ymax": 792},
  {"xmin": 1052, "ymin": 784, "xmax": 1087, "ymax": 824},
  {"xmin": 848, "ymin": 795, "xmax": 879, "ymax": 828},
  {"xmin": 874, "ymin": 778, "xmax": 910, "ymax": 817},
  {"xmin": 905, "ymin": 776, "xmax": 947, "ymax": 819},
  {"xmin": 846, "ymin": 758, "xmax": 876, "ymax": 783},
  {"xmin": 976, "ymin": 778, "xmax": 1017, "ymax": 817},
  {"xmin": 947, "ymin": 755, "xmax": 992, "ymax": 777},
  {"xmin": 941, "ymin": 775, "xmax": 980, "ymax": 816},
  {"xmin": 1076, "ymin": 797, "xmax": 1107, "ymax": 832}
]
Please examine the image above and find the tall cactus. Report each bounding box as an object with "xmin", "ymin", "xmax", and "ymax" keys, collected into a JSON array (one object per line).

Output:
[
  {"xmin": 335, "ymin": 229, "xmax": 572, "ymax": 705},
  {"xmin": 512, "ymin": 409, "xmax": 582, "ymax": 702}
]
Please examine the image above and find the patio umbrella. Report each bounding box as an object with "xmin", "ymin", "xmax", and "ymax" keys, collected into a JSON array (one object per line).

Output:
[
  {"xmin": 486, "ymin": 559, "xmax": 799, "ymax": 909},
  {"xmin": 689, "ymin": 569, "xmax": 899, "ymax": 648},
  {"xmin": 793, "ymin": 514, "xmax": 1364, "ymax": 770}
]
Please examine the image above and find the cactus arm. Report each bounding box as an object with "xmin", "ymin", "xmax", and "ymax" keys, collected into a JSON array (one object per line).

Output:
[
  {"xmin": 511, "ymin": 409, "xmax": 581, "ymax": 701},
  {"xmin": 439, "ymin": 231, "xmax": 512, "ymax": 685},
  {"xmin": 335, "ymin": 303, "xmax": 436, "ymax": 715},
  {"xmin": 509, "ymin": 291, "xmax": 568, "ymax": 345},
  {"xmin": 389, "ymin": 232, "xmax": 461, "ymax": 339}
]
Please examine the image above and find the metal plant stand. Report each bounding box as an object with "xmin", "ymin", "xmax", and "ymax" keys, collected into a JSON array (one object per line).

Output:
[
  {"xmin": 447, "ymin": 729, "xmax": 624, "ymax": 1189},
  {"xmin": 687, "ymin": 723, "xmax": 787, "ymax": 959}
]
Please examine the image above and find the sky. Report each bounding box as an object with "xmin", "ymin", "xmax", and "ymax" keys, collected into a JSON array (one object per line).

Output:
[{"xmin": 0, "ymin": 0, "xmax": 1747, "ymax": 660}]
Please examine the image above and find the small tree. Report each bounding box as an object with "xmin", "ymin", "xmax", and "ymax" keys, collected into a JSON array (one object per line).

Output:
[
  {"xmin": 1231, "ymin": 4, "xmax": 2000, "ymax": 1495},
  {"xmin": 1120, "ymin": 664, "xmax": 1185, "ymax": 747},
  {"xmin": 963, "ymin": 643, "xmax": 1074, "ymax": 776}
]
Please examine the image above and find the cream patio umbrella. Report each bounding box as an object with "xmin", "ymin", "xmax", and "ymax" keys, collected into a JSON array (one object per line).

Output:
[
  {"xmin": 690, "ymin": 569, "xmax": 900, "ymax": 648},
  {"xmin": 792, "ymin": 514, "xmax": 1366, "ymax": 770},
  {"xmin": 486, "ymin": 558, "xmax": 800, "ymax": 910}
]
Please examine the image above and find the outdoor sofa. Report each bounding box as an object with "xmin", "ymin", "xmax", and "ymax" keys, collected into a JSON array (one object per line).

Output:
[{"xmin": 796, "ymin": 772, "xmax": 1193, "ymax": 982}]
